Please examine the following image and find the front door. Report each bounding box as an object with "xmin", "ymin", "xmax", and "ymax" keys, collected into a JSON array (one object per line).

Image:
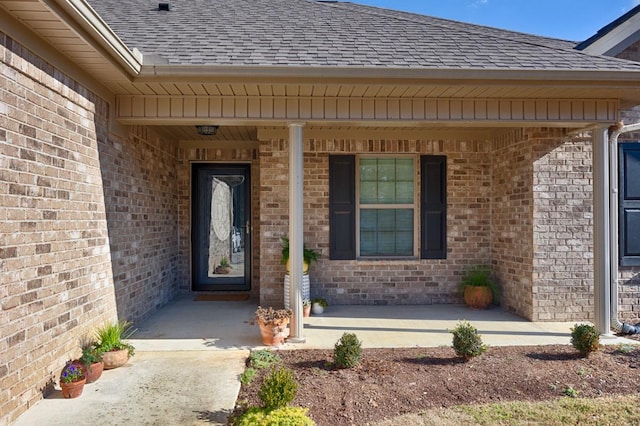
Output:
[{"xmin": 192, "ymin": 164, "xmax": 251, "ymax": 291}]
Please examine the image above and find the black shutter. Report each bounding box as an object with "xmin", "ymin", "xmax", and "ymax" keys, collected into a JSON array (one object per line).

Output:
[
  {"xmin": 620, "ymin": 143, "xmax": 640, "ymax": 266},
  {"xmin": 329, "ymin": 155, "xmax": 356, "ymax": 260},
  {"xmin": 421, "ymin": 155, "xmax": 447, "ymax": 259}
]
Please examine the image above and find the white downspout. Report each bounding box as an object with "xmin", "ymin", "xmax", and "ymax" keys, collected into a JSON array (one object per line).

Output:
[{"xmin": 607, "ymin": 121, "xmax": 640, "ymax": 333}]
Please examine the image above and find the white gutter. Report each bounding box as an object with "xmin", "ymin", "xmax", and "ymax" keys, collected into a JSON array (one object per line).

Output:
[
  {"xmin": 607, "ymin": 121, "xmax": 640, "ymax": 334},
  {"xmin": 137, "ymin": 63, "xmax": 640, "ymax": 83}
]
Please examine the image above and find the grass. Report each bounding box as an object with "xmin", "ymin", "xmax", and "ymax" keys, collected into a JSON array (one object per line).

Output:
[{"xmin": 375, "ymin": 395, "xmax": 640, "ymax": 426}]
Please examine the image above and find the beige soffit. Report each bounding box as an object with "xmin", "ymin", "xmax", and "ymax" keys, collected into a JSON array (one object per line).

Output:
[{"xmin": 47, "ymin": 0, "xmax": 142, "ymax": 74}]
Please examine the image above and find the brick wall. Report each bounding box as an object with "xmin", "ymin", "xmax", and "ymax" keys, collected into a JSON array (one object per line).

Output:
[
  {"xmin": 531, "ymin": 132, "xmax": 594, "ymax": 321},
  {"xmin": 258, "ymin": 137, "xmax": 493, "ymax": 307},
  {"xmin": 0, "ymin": 33, "xmax": 118, "ymax": 424},
  {"xmin": 491, "ymin": 129, "xmax": 594, "ymax": 321},
  {"xmin": 176, "ymin": 147, "xmax": 260, "ymax": 299},
  {"xmin": 0, "ymin": 33, "xmax": 182, "ymax": 424},
  {"xmin": 97, "ymin": 125, "xmax": 180, "ymax": 323},
  {"xmin": 491, "ymin": 130, "xmax": 534, "ymax": 319}
]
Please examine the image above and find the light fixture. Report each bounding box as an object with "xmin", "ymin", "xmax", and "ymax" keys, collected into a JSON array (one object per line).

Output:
[{"xmin": 195, "ymin": 125, "xmax": 218, "ymax": 136}]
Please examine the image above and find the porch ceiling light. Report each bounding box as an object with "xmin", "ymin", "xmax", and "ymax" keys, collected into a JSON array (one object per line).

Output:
[{"xmin": 196, "ymin": 125, "xmax": 218, "ymax": 136}]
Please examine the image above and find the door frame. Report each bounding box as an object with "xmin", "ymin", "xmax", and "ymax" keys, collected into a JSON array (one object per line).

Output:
[{"xmin": 190, "ymin": 162, "xmax": 252, "ymax": 291}]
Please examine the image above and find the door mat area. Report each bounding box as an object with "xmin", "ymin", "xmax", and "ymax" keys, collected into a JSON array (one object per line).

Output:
[{"xmin": 194, "ymin": 294, "xmax": 251, "ymax": 301}]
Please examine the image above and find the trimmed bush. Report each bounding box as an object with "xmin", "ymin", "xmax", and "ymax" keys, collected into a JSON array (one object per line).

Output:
[
  {"xmin": 235, "ymin": 406, "xmax": 314, "ymax": 426},
  {"xmin": 334, "ymin": 332, "xmax": 362, "ymax": 369},
  {"xmin": 451, "ymin": 320, "xmax": 487, "ymax": 360},
  {"xmin": 571, "ymin": 324, "xmax": 600, "ymax": 357},
  {"xmin": 258, "ymin": 367, "xmax": 298, "ymax": 410}
]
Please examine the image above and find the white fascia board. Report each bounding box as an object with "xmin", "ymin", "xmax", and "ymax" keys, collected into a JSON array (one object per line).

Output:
[{"xmin": 137, "ymin": 64, "xmax": 640, "ymax": 84}]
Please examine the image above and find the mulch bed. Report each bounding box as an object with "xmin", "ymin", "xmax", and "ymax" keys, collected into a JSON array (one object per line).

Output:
[{"xmin": 234, "ymin": 344, "xmax": 640, "ymax": 425}]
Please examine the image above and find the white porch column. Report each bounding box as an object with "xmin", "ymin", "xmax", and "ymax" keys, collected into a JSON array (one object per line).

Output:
[
  {"xmin": 593, "ymin": 126, "xmax": 611, "ymax": 334},
  {"xmin": 288, "ymin": 122, "xmax": 305, "ymax": 342}
]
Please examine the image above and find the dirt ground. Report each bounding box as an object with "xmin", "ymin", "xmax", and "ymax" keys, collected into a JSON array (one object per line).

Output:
[{"xmin": 234, "ymin": 343, "xmax": 640, "ymax": 426}]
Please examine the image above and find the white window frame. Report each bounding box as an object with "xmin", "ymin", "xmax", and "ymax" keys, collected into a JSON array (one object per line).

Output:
[{"xmin": 355, "ymin": 155, "xmax": 419, "ymax": 259}]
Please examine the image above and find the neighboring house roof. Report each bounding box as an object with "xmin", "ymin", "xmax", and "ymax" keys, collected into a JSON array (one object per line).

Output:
[
  {"xmin": 576, "ymin": 4, "xmax": 640, "ymax": 56},
  {"xmin": 86, "ymin": 0, "xmax": 640, "ymax": 72}
]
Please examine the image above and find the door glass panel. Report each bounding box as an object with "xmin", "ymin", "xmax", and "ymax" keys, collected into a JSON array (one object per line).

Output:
[{"xmin": 192, "ymin": 164, "xmax": 250, "ymax": 291}]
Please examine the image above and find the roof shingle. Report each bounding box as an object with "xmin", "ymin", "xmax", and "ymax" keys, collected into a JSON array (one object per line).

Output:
[{"xmin": 86, "ymin": 0, "xmax": 640, "ymax": 72}]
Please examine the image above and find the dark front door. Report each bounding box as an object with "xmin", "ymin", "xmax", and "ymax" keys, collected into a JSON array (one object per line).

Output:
[{"xmin": 192, "ymin": 164, "xmax": 251, "ymax": 291}]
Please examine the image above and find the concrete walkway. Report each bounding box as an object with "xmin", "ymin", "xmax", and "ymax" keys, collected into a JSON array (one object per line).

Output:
[{"xmin": 14, "ymin": 296, "xmax": 637, "ymax": 425}]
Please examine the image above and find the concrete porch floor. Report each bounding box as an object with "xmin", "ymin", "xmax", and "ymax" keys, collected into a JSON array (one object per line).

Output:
[
  {"xmin": 130, "ymin": 295, "xmax": 635, "ymax": 351},
  {"xmin": 15, "ymin": 296, "xmax": 637, "ymax": 426}
]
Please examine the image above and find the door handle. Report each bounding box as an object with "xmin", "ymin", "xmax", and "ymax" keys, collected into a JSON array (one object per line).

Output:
[{"xmin": 246, "ymin": 220, "xmax": 250, "ymax": 235}]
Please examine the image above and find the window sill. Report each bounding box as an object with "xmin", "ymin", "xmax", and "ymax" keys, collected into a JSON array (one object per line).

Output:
[{"xmin": 356, "ymin": 257, "xmax": 419, "ymax": 262}]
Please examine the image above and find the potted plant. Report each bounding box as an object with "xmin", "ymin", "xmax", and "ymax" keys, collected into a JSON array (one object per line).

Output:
[
  {"xmin": 302, "ymin": 299, "xmax": 311, "ymax": 318},
  {"xmin": 458, "ymin": 265, "xmax": 499, "ymax": 310},
  {"xmin": 280, "ymin": 237, "xmax": 321, "ymax": 274},
  {"xmin": 59, "ymin": 361, "xmax": 86, "ymax": 398},
  {"xmin": 311, "ymin": 297, "xmax": 328, "ymax": 315},
  {"xmin": 95, "ymin": 320, "xmax": 136, "ymax": 369},
  {"xmin": 254, "ymin": 306, "xmax": 292, "ymax": 346},
  {"xmin": 215, "ymin": 256, "xmax": 232, "ymax": 274},
  {"xmin": 79, "ymin": 340, "xmax": 104, "ymax": 383}
]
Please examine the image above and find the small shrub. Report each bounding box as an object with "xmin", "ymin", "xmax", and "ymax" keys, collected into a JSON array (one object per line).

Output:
[
  {"xmin": 258, "ymin": 367, "xmax": 298, "ymax": 410},
  {"xmin": 564, "ymin": 386, "xmax": 579, "ymax": 398},
  {"xmin": 450, "ymin": 320, "xmax": 487, "ymax": 360},
  {"xmin": 614, "ymin": 343, "xmax": 636, "ymax": 354},
  {"xmin": 570, "ymin": 324, "xmax": 600, "ymax": 357},
  {"xmin": 334, "ymin": 332, "xmax": 362, "ymax": 369},
  {"xmin": 235, "ymin": 406, "xmax": 314, "ymax": 426},
  {"xmin": 240, "ymin": 367, "xmax": 257, "ymax": 386},
  {"xmin": 249, "ymin": 349, "xmax": 281, "ymax": 369}
]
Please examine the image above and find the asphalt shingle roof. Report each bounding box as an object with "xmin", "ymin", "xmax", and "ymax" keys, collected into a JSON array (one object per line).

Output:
[{"xmin": 86, "ymin": 0, "xmax": 640, "ymax": 71}]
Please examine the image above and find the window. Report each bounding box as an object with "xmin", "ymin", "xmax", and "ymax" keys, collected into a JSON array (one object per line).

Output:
[
  {"xmin": 620, "ymin": 143, "xmax": 640, "ymax": 266},
  {"xmin": 358, "ymin": 157, "xmax": 416, "ymax": 257},
  {"xmin": 329, "ymin": 154, "xmax": 446, "ymax": 260}
]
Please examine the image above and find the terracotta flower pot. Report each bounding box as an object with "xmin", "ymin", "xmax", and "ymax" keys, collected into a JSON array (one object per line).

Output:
[
  {"xmin": 102, "ymin": 349, "xmax": 129, "ymax": 369},
  {"xmin": 85, "ymin": 361, "xmax": 104, "ymax": 383},
  {"xmin": 463, "ymin": 286, "xmax": 493, "ymax": 310},
  {"xmin": 61, "ymin": 378, "xmax": 86, "ymax": 398},
  {"xmin": 257, "ymin": 318, "xmax": 289, "ymax": 346},
  {"xmin": 303, "ymin": 305, "xmax": 311, "ymax": 318}
]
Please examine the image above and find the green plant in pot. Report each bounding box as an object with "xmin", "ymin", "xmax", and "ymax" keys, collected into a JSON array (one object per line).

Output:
[
  {"xmin": 458, "ymin": 265, "xmax": 500, "ymax": 310},
  {"xmin": 311, "ymin": 297, "xmax": 328, "ymax": 315},
  {"xmin": 280, "ymin": 237, "xmax": 320, "ymax": 274},
  {"xmin": 95, "ymin": 320, "xmax": 136, "ymax": 370},
  {"xmin": 215, "ymin": 256, "xmax": 232, "ymax": 274},
  {"xmin": 79, "ymin": 339, "xmax": 104, "ymax": 383}
]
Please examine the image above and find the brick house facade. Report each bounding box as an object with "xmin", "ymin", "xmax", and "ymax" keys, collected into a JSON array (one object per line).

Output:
[{"xmin": 2, "ymin": 1, "xmax": 640, "ymax": 423}]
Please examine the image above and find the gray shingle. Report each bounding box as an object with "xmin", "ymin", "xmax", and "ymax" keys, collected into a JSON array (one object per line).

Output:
[{"xmin": 85, "ymin": 0, "xmax": 640, "ymax": 71}]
